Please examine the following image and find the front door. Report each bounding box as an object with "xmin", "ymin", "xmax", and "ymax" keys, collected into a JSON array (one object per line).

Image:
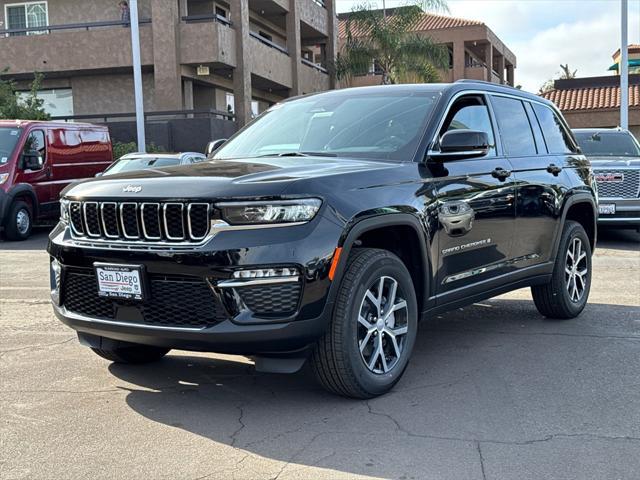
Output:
[
  {"xmin": 16, "ymin": 129, "xmax": 53, "ymax": 218},
  {"xmin": 430, "ymin": 94, "xmax": 516, "ymax": 304}
]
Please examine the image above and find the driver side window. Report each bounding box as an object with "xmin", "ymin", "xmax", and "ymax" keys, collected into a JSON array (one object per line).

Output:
[
  {"xmin": 22, "ymin": 130, "xmax": 46, "ymax": 171},
  {"xmin": 440, "ymin": 96, "xmax": 496, "ymax": 157}
]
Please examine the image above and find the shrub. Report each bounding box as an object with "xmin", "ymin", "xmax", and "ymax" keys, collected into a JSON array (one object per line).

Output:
[{"xmin": 112, "ymin": 141, "xmax": 165, "ymax": 161}]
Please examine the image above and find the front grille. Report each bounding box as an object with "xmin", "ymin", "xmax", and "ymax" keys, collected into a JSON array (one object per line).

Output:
[
  {"xmin": 236, "ymin": 283, "xmax": 302, "ymax": 316},
  {"xmin": 62, "ymin": 269, "xmax": 227, "ymax": 329},
  {"xmin": 69, "ymin": 200, "xmax": 213, "ymax": 243},
  {"xmin": 594, "ymin": 169, "xmax": 640, "ymax": 199}
]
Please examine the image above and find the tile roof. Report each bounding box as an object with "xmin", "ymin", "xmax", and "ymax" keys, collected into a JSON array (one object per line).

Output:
[
  {"xmin": 541, "ymin": 84, "xmax": 640, "ymax": 111},
  {"xmin": 612, "ymin": 44, "xmax": 640, "ymax": 58},
  {"xmin": 338, "ymin": 13, "xmax": 483, "ymax": 38}
]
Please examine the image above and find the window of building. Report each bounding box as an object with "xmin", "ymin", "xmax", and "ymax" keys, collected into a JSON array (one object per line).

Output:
[
  {"xmin": 225, "ymin": 92, "xmax": 234, "ymax": 114},
  {"xmin": 491, "ymin": 96, "xmax": 538, "ymax": 156},
  {"xmin": 258, "ymin": 30, "xmax": 273, "ymax": 42},
  {"xmin": 18, "ymin": 89, "xmax": 73, "ymax": 117},
  {"xmin": 225, "ymin": 93, "xmax": 260, "ymax": 118},
  {"xmin": 5, "ymin": 2, "xmax": 48, "ymax": 36},
  {"xmin": 440, "ymin": 95, "xmax": 496, "ymax": 157},
  {"xmin": 531, "ymin": 103, "xmax": 575, "ymax": 154},
  {"xmin": 215, "ymin": 6, "xmax": 227, "ymax": 18}
]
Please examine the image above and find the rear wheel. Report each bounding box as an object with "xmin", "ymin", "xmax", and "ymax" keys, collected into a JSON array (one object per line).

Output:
[
  {"xmin": 531, "ymin": 220, "xmax": 592, "ymax": 319},
  {"xmin": 91, "ymin": 341, "xmax": 170, "ymax": 364},
  {"xmin": 311, "ymin": 248, "xmax": 418, "ymax": 398},
  {"xmin": 4, "ymin": 200, "xmax": 32, "ymax": 241}
]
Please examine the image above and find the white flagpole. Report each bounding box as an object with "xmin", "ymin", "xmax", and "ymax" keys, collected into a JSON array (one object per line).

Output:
[
  {"xmin": 620, "ymin": 0, "xmax": 628, "ymax": 130},
  {"xmin": 129, "ymin": 0, "xmax": 146, "ymax": 152}
]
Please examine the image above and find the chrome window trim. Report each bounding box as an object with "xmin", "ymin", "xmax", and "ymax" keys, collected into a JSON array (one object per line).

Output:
[
  {"xmin": 187, "ymin": 203, "xmax": 211, "ymax": 240},
  {"xmin": 163, "ymin": 203, "xmax": 185, "ymax": 240},
  {"xmin": 140, "ymin": 202, "xmax": 162, "ymax": 240},
  {"xmin": 120, "ymin": 202, "xmax": 141, "ymax": 239},
  {"xmin": 100, "ymin": 202, "xmax": 120, "ymax": 239},
  {"xmin": 83, "ymin": 202, "xmax": 101, "ymax": 238}
]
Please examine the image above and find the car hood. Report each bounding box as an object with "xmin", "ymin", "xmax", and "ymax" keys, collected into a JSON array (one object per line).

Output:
[
  {"xmin": 586, "ymin": 155, "xmax": 640, "ymax": 168},
  {"xmin": 61, "ymin": 156, "xmax": 405, "ymax": 200}
]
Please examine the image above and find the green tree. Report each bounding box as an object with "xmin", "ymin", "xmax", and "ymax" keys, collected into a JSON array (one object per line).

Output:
[
  {"xmin": 337, "ymin": 1, "xmax": 450, "ymax": 85},
  {"xmin": 0, "ymin": 70, "xmax": 50, "ymax": 120}
]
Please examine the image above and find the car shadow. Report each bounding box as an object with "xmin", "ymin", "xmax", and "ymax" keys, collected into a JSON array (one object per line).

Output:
[
  {"xmin": 597, "ymin": 228, "xmax": 639, "ymax": 251},
  {"xmin": 107, "ymin": 297, "xmax": 638, "ymax": 478},
  {"xmin": 0, "ymin": 227, "xmax": 51, "ymax": 250}
]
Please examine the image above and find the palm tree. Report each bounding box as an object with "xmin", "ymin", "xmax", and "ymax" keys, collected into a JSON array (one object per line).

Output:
[{"xmin": 337, "ymin": 1, "xmax": 450, "ymax": 85}]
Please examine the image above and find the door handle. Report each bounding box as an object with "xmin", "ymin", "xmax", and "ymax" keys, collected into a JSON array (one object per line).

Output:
[
  {"xmin": 547, "ymin": 164, "xmax": 563, "ymax": 175},
  {"xmin": 46, "ymin": 167, "xmax": 52, "ymax": 178},
  {"xmin": 491, "ymin": 167, "xmax": 511, "ymax": 181}
]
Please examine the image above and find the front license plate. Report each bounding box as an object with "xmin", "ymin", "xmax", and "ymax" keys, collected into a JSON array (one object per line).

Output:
[
  {"xmin": 598, "ymin": 203, "xmax": 616, "ymax": 215},
  {"xmin": 95, "ymin": 263, "xmax": 145, "ymax": 301}
]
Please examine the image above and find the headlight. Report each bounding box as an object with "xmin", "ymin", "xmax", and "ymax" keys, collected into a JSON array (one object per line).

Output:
[
  {"xmin": 216, "ymin": 199, "xmax": 321, "ymax": 225},
  {"xmin": 60, "ymin": 198, "xmax": 70, "ymax": 224},
  {"xmin": 0, "ymin": 173, "xmax": 9, "ymax": 185}
]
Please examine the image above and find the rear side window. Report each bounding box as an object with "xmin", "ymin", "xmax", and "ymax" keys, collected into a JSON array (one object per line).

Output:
[
  {"xmin": 491, "ymin": 96, "xmax": 537, "ymax": 156},
  {"xmin": 531, "ymin": 103, "xmax": 575, "ymax": 154}
]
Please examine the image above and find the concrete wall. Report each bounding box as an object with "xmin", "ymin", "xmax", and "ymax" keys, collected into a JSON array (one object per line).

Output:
[
  {"xmin": 71, "ymin": 73, "xmax": 157, "ymax": 115},
  {"xmin": 0, "ymin": 0, "xmax": 152, "ymax": 28},
  {"xmin": 562, "ymin": 109, "xmax": 640, "ymax": 140}
]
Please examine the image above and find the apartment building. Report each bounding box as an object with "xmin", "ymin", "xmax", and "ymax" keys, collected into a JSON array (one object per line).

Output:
[
  {"xmin": 1, "ymin": 0, "xmax": 337, "ymax": 126},
  {"xmin": 338, "ymin": 9, "xmax": 516, "ymax": 87}
]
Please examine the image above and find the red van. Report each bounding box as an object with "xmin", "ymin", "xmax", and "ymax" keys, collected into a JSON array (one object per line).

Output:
[{"xmin": 0, "ymin": 120, "xmax": 113, "ymax": 241}]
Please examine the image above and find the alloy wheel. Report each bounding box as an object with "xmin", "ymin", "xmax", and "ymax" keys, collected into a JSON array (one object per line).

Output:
[
  {"xmin": 357, "ymin": 275, "xmax": 409, "ymax": 374},
  {"xmin": 565, "ymin": 237, "xmax": 588, "ymax": 302}
]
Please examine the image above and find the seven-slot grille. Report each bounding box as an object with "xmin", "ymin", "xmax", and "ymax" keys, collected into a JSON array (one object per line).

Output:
[
  {"xmin": 594, "ymin": 169, "xmax": 640, "ymax": 199},
  {"xmin": 69, "ymin": 200, "xmax": 213, "ymax": 242}
]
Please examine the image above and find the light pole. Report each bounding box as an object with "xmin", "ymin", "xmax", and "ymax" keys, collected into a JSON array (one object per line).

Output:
[
  {"xmin": 129, "ymin": 0, "xmax": 146, "ymax": 152},
  {"xmin": 620, "ymin": 0, "xmax": 628, "ymax": 130}
]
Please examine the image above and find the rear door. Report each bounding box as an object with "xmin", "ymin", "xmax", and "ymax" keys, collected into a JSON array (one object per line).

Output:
[
  {"xmin": 431, "ymin": 93, "xmax": 517, "ymax": 302},
  {"xmin": 490, "ymin": 95, "xmax": 576, "ymax": 267}
]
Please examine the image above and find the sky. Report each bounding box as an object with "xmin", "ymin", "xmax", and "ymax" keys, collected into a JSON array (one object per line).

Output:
[{"xmin": 335, "ymin": 0, "xmax": 640, "ymax": 92}]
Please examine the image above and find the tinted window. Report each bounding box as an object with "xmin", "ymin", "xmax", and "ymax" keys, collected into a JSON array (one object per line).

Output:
[
  {"xmin": 532, "ymin": 103, "xmax": 574, "ymax": 154},
  {"xmin": 491, "ymin": 96, "xmax": 537, "ymax": 156},
  {"xmin": 443, "ymin": 100, "xmax": 496, "ymax": 157},
  {"xmin": 214, "ymin": 90, "xmax": 441, "ymax": 162},
  {"xmin": 23, "ymin": 130, "xmax": 46, "ymax": 170},
  {"xmin": 574, "ymin": 131, "xmax": 640, "ymax": 157}
]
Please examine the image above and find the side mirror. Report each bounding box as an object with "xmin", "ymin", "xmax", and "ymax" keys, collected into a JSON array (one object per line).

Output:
[
  {"xmin": 21, "ymin": 151, "xmax": 43, "ymax": 170},
  {"xmin": 205, "ymin": 139, "xmax": 227, "ymax": 156},
  {"xmin": 95, "ymin": 172, "xmax": 103, "ymax": 177},
  {"xmin": 430, "ymin": 130, "xmax": 490, "ymax": 161}
]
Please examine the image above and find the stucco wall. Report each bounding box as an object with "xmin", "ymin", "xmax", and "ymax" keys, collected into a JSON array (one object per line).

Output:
[
  {"xmin": 562, "ymin": 109, "xmax": 640, "ymax": 140},
  {"xmin": 70, "ymin": 73, "xmax": 157, "ymax": 115}
]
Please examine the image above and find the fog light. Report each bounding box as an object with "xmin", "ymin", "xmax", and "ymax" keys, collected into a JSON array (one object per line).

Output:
[
  {"xmin": 50, "ymin": 258, "xmax": 62, "ymax": 305},
  {"xmin": 232, "ymin": 267, "xmax": 299, "ymax": 279}
]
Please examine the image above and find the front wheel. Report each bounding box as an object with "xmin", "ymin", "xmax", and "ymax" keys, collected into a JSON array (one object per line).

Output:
[
  {"xmin": 531, "ymin": 220, "xmax": 592, "ymax": 319},
  {"xmin": 311, "ymin": 248, "xmax": 418, "ymax": 398},
  {"xmin": 4, "ymin": 201, "xmax": 32, "ymax": 241}
]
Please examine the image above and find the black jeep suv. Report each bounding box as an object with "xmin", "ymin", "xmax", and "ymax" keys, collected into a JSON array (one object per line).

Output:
[{"xmin": 48, "ymin": 81, "xmax": 597, "ymax": 398}]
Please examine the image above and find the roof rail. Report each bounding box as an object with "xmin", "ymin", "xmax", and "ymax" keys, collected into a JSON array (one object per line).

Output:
[{"xmin": 454, "ymin": 79, "xmax": 519, "ymax": 90}]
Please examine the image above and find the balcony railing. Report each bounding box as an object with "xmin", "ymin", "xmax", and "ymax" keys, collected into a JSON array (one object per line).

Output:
[
  {"xmin": 302, "ymin": 58, "xmax": 328, "ymax": 74},
  {"xmin": 180, "ymin": 14, "xmax": 232, "ymax": 27},
  {"xmin": 312, "ymin": 0, "xmax": 326, "ymax": 7},
  {"xmin": 250, "ymin": 31, "xmax": 288, "ymax": 55},
  {"xmin": 0, "ymin": 18, "xmax": 152, "ymax": 37}
]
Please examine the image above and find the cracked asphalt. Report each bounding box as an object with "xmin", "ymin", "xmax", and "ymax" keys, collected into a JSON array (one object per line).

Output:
[{"xmin": 1, "ymin": 228, "xmax": 639, "ymax": 480}]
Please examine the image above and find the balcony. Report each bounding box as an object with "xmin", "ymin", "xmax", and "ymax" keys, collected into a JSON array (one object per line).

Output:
[
  {"xmin": 299, "ymin": 0, "xmax": 328, "ymax": 36},
  {"xmin": 300, "ymin": 59, "xmax": 329, "ymax": 93},
  {"xmin": 180, "ymin": 15, "xmax": 236, "ymax": 67},
  {"xmin": 0, "ymin": 20, "xmax": 154, "ymax": 75},
  {"xmin": 464, "ymin": 66, "xmax": 487, "ymax": 81},
  {"xmin": 248, "ymin": 34, "xmax": 292, "ymax": 88}
]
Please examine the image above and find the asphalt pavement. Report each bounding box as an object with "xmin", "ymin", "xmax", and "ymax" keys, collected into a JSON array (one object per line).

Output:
[{"xmin": 1, "ymin": 228, "xmax": 638, "ymax": 480}]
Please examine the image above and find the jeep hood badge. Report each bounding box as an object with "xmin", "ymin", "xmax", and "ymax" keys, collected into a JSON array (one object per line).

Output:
[{"xmin": 123, "ymin": 185, "xmax": 143, "ymax": 193}]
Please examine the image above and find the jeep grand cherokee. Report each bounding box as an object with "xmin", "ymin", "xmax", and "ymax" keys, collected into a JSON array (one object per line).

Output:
[{"xmin": 48, "ymin": 81, "xmax": 597, "ymax": 398}]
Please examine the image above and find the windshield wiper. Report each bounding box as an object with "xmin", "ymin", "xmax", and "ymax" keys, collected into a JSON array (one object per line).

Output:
[{"xmin": 257, "ymin": 151, "xmax": 337, "ymax": 158}]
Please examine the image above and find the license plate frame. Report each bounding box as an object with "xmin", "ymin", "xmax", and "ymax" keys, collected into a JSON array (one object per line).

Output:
[
  {"xmin": 94, "ymin": 263, "xmax": 146, "ymax": 301},
  {"xmin": 598, "ymin": 203, "xmax": 616, "ymax": 215}
]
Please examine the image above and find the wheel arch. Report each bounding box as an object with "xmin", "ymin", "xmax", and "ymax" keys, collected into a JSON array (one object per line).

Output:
[
  {"xmin": 329, "ymin": 214, "xmax": 432, "ymax": 312},
  {"xmin": 3, "ymin": 184, "xmax": 39, "ymax": 226},
  {"xmin": 554, "ymin": 193, "xmax": 597, "ymax": 256}
]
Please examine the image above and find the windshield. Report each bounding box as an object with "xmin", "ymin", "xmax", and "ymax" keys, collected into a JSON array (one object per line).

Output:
[
  {"xmin": 0, "ymin": 127, "xmax": 23, "ymax": 165},
  {"xmin": 214, "ymin": 90, "xmax": 441, "ymax": 162},
  {"xmin": 104, "ymin": 156, "xmax": 182, "ymax": 175},
  {"xmin": 574, "ymin": 131, "xmax": 640, "ymax": 157}
]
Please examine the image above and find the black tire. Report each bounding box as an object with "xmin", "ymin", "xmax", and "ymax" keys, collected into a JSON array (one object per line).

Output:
[
  {"xmin": 91, "ymin": 342, "xmax": 170, "ymax": 364},
  {"xmin": 4, "ymin": 200, "xmax": 32, "ymax": 241},
  {"xmin": 531, "ymin": 220, "xmax": 592, "ymax": 319},
  {"xmin": 311, "ymin": 248, "xmax": 418, "ymax": 399}
]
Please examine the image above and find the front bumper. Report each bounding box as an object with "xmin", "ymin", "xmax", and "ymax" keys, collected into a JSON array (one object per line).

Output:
[
  {"xmin": 597, "ymin": 197, "xmax": 640, "ymax": 227},
  {"xmin": 47, "ymin": 214, "xmax": 343, "ymax": 356}
]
